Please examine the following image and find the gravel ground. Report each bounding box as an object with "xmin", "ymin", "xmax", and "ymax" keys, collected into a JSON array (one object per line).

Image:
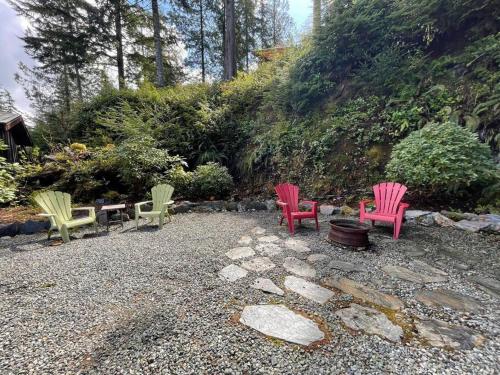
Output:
[{"xmin": 0, "ymin": 211, "xmax": 499, "ymax": 374}]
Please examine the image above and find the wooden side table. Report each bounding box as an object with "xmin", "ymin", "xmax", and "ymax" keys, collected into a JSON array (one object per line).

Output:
[{"xmin": 100, "ymin": 204, "xmax": 126, "ymax": 231}]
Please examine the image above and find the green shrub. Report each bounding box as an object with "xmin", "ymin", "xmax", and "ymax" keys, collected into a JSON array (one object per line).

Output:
[
  {"xmin": 0, "ymin": 142, "xmax": 21, "ymax": 204},
  {"xmin": 167, "ymin": 166, "xmax": 193, "ymax": 197},
  {"xmin": 386, "ymin": 122, "xmax": 498, "ymax": 194},
  {"xmin": 191, "ymin": 162, "xmax": 234, "ymax": 199}
]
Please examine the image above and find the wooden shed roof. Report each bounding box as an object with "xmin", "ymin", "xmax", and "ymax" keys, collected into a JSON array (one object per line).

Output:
[{"xmin": 0, "ymin": 111, "xmax": 33, "ymax": 146}]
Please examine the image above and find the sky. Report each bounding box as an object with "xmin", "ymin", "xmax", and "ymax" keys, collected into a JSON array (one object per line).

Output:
[{"xmin": 0, "ymin": 0, "xmax": 312, "ymax": 116}]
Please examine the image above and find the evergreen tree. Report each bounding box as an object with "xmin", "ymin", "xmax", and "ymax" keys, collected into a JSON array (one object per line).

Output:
[{"xmin": 223, "ymin": 0, "xmax": 237, "ymax": 80}]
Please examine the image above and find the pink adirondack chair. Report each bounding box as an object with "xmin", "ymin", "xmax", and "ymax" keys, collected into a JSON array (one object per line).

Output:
[
  {"xmin": 359, "ymin": 182, "xmax": 410, "ymax": 240},
  {"xmin": 275, "ymin": 183, "xmax": 319, "ymax": 235}
]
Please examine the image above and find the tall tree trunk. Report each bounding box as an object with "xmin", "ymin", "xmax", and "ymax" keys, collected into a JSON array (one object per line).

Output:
[
  {"xmin": 199, "ymin": 0, "xmax": 206, "ymax": 82},
  {"xmin": 223, "ymin": 0, "xmax": 236, "ymax": 80},
  {"xmin": 313, "ymin": 0, "xmax": 321, "ymax": 35},
  {"xmin": 152, "ymin": 0, "xmax": 166, "ymax": 87},
  {"xmin": 62, "ymin": 64, "xmax": 71, "ymax": 114},
  {"xmin": 272, "ymin": 0, "xmax": 277, "ymax": 46},
  {"xmin": 244, "ymin": 0, "xmax": 249, "ymax": 71},
  {"xmin": 74, "ymin": 64, "xmax": 83, "ymax": 101},
  {"xmin": 114, "ymin": 0, "xmax": 125, "ymax": 89}
]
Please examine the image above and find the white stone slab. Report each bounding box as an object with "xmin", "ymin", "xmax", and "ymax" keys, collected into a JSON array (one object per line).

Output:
[
  {"xmin": 329, "ymin": 260, "xmax": 365, "ymax": 273},
  {"xmin": 240, "ymin": 304, "xmax": 324, "ymax": 346},
  {"xmin": 225, "ymin": 247, "xmax": 255, "ymax": 260},
  {"xmin": 283, "ymin": 257, "xmax": 316, "ymax": 278},
  {"xmin": 237, "ymin": 236, "xmax": 253, "ymax": 246},
  {"xmin": 257, "ymin": 235, "xmax": 280, "ymax": 243},
  {"xmin": 251, "ymin": 226, "xmax": 266, "ymax": 235},
  {"xmin": 251, "ymin": 278, "xmax": 284, "ymax": 296},
  {"xmin": 284, "ymin": 276, "xmax": 334, "ymax": 304},
  {"xmin": 307, "ymin": 253, "xmax": 331, "ymax": 263},
  {"xmin": 241, "ymin": 257, "xmax": 276, "ymax": 272},
  {"xmin": 382, "ymin": 265, "xmax": 447, "ymax": 283},
  {"xmin": 284, "ymin": 238, "xmax": 311, "ymax": 253},
  {"xmin": 219, "ymin": 264, "xmax": 248, "ymax": 282},
  {"xmin": 255, "ymin": 243, "xmax": 283, "ymax": 257},
  {"xmin": 336, "ymin": 304, "xmax": 403, "ymax": 342}
]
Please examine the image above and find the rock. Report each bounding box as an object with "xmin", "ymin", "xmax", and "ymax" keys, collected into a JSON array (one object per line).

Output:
[
  {"xmin": 265, "ymin": 199, "xmax": 276, "ymax": 211},
  {"xmin": 255, "ymin": 243, "xmax": 283, "ymax": 257},
  {"xmin": 172, "ymin": 201, "xmax": 197, "ymax": 214},
  {"xmin": 284, "ymin": 238, "xmax": 310, "ymax": 253},
  {"xmin": 219, "ymin": 264, "xmax": 248, "ymax": 282},
  {"xmin": 416, "ymin": 289, "xmax": 483, "ymax": 313},
  {"xmin": 323, "ymin": 277, "xmax": 404, "ymax": 310},
  {"xmin": 257, "ymin": 235, "xmax": 280, "ymax": 243},
  {"xmin": 225, "ymin": 201, "xmax": 239, "ymax": 211},
  {"xmin": 307, "ymin": 254, "xmax": 331, "ymax": 263},
  {"xmin": 0, "ymin": 222, "xmax": 20, "ymax": 237},
  {"xmin": 284, "ymin": 276, "xmax": 334, "ymax": 304},
  {"xmin": 416, "ymin": 214, "xmax": 436, "ymax": 227},
  {"xmin": 241, "ymin": 257, "xmax": 276, "ymax": 272},
  {"xmin": 479, "ymin": 213, "xmax": 500, "ymax": 223},
  {"xmin": 471, "ymin": 276, "xmax": 500, "ymax": 298},
  {"xmin": 336, "ymin": 304, "xmax": 403, "ymax": 343},
  {"xmin": 237, "ymin": 236, "xmax": 253, "ymax": 246},
  {"xmin": 404, "ymin": 210, "xmax": 432, "ymax": 221},
  {"xmin": 283, "ymin": 257, "xmax": 316, "ymax": 278},
  {"xmin": 382, "ymin": 265, "xmax": 447, "ymax": 283},
  {"xmin": 251, "ymin": 226, "xmax": 266, "ymax": 235},
  {"xmin": 328, "ymin": 260, "xmax": 365, "ymax": 273},
  {"xmin": 409, "ymin": 260, "xmax": 448, "ymax": 277},
  {"xmin": 19, "ymin": 220, "xmax": 50, "ymax": 235},
  {"xmin": 202, "ymin": 200, "xmax": 226, "ymax": 211},
  {"xmin": 440, "ymin": 210, "xmax": 467, "ymax": 222},
  {"xmin": 432, "ymin": 213, "xmax": 455, "ymax": 227},
  {"xmin": 225, "ymin": 247, "xmax": 255, "ymax": 260},
  {"xmin": 415, "ymin": 319, "xmax": 485, "ymax": 350},
  {"xmin": 454, "ymin": 220, "xmax": 491, "ymax": 233},
  {"xmin": 251, "ymin": 278, "xmax": 284, "ymax": 296},
  {"xmin": 238, "ymin": 200, "xmax": 268, "ymax": 212},
  {"xmin": 239, "ymin": 304, "xmax": 325, "ymax": 346},
  {"xmin": 319, "ymin": 204, "xmax": 335, "ymax": 215}
]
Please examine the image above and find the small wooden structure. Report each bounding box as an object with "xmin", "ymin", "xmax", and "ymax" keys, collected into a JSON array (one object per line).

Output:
[{"xmin": 0, "ymin": 112, "xmax": 32, "ymax": 162}]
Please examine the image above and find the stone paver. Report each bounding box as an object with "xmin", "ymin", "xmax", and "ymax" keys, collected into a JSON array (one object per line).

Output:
[
  {"xmin": 454, "ymin": 220, "xmax": 490, "ymax": 232},
  {"xmin": 255, "ymin": 243, "xmax": 283, "ymax": 257},
  {"xmin": 410, "ymin": 260, "xmax": 448, "ymax": 276},
  {"xmin": 239, "ymin": 304, "xmax": 325, "ymax": 346},
  {"xmin": 284, "ymin": 238, "xmax": 311, "ymax": 253},
  {"xmin": 225, "ymin": 247, "xmax": 255, "ymax": 260},
  {"xmin": 323, "ymin": 277, "xmax": 404, "ymax": 310},
  {"xmin": 336, "ymin": 304, "xmax": 403, "ymax": 342},
  {"xmin": 237, "ymin": 236, "xmax": 253, "ymax": 246},
  {"xmin": 382, "ymin": 265, "xmax": 447, "ymax": 283},
  {"xmin": 415, "ymin": 319, "xmax": 485, "ymax": 350},
  {"xmin": 219, "ymin": 264, "xmax": 248, "ymax": 282},
  {"xmin": 329, "ymin": 260, "xmax": 365, "ymax": 273},
  {"xmin": 283, "ymin": 257, "xmax": 316, "ymax": 278},
  {"xmin": 241, "ymin": 257, "xmax": 276, "ymax": 272},
  {"xmin": 251, "ymin": 278, "xmax": 284, "ymax": 296},
  {"xmin": 251, "ymin": 226, "xmax": 266, "ymax": 235},
  {"xmin": 284, "ymin": 276, "xmax": 334, "ymax": 304},
  {"xmin": 257, "ymin": 235, "xmax": 280, "ymax": 243},
  {"xmin": 471, "ymin": 276, "xmax": 500, "ymax": 298},
  {"xmin": 416, "ymin": 289, "xmax": 483, "ymax": 313},
  {"xmin": 307, "ymin": 253, "xmax": 331, "ymax": 263}
]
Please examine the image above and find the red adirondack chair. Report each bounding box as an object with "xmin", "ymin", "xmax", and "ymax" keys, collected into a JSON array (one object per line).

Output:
[
  {"xmin": 359, "ymin": 182, "xmax": 410, "ymax": 239},
  {"xmin": 275, "ymin": 183, "xmax": 319, "ymax": 235}
]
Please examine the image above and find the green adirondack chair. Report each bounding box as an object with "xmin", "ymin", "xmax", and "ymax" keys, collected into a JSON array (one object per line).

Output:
[
  {"xmin": 34, "ymin": 191, "xmax": 97, "ymax": 243},
  {"xmin": 135, "ymin": 184, "xmax": 174, "ymax": 229}
]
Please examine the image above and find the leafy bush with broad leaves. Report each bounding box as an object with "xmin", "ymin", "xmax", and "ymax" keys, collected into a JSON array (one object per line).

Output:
[
  {"xmin": 0, "ymin": 142, "xmax": 21, "ymax": 204},
  {"xmin": 191, "ymin": 162, "xmax": 234, "ymax": 199},
  {"xmin": 386, "ymin": 122, "xmax": 498, "ymax": 194},
  {"xmin": 167, "ymin": 165, "xmax": 193, "ymax": 198}
]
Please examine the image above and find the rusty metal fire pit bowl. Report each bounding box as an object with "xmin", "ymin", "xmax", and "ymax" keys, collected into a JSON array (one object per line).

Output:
[{"xmin": 328, "ymin": 219, "xmax": 371, "ymax": 248}]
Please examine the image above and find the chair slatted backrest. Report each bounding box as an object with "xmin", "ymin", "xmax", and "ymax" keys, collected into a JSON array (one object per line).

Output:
[
  {"xmin": 373, "ymin": 182, "xmax": 407, "ymax": 215},
  {"xmin": 34, "ymin": 191, "xmax": 72, "ymax": 224},
  {"xmin": 151, "ymin": 184, "xmax": 174, "ymax": 211},
  {"xmin": 275, "ymin": 183, "xmax": 300, "ymax": 212}
]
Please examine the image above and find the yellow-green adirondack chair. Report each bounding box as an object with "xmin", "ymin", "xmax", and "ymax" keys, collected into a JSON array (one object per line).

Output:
[
  {"xmin": 34, "ymin": 191, "xmax": 97, "ymax": 243},
  {"xmin": 135, "ymin": 184, "xmax": 174, "ymax": 229}
]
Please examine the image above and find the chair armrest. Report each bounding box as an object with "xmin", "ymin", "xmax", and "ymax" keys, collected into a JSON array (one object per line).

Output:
[
  {"xmin": 163, "ymin": 200, "xmax": 174, "ymax": 206},
  {"xmin": 135, "ymin": 201, "xmax": 153, "ymax": 213},
  {"xmin": 276, "ymin": 200, "xmax": 287, "ymax": 207},
  {"xmin": 72, "ymin": 207, "xmax": 95, "ymax": 212},
  {"xmin": 399, "ymin": 202, "xmax": 410, "ymax": 209},
  {"xmin": 38, "ymin": 213, "xmax": 56, "ymax": 217},
  {"xmin": 300, "ymin": 200, "xmax": 318, "ymax": 212}
]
